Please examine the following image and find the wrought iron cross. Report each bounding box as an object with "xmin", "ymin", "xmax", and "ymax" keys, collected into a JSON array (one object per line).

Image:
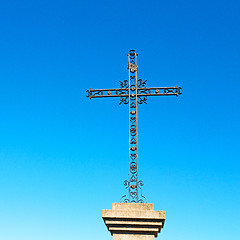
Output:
[{"xmin": 86, "ymin": 50, "xmax": 182, "ymax": 203}]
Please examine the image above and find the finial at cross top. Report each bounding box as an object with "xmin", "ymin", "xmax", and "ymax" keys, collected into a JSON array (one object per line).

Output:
[{"xmin": 86, "ymin": 50, "xmax": 182, "ymax": 203}]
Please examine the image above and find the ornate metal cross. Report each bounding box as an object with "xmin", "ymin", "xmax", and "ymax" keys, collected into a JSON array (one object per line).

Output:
[{"xmin": 86, "ymin": 50, "xmax": 182, "ymax": 203}]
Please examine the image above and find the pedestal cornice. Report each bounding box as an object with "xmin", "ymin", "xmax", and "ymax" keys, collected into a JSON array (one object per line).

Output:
[{"xmin": 102, "ymin": 203, "xmax": 165, "ymax": 239}]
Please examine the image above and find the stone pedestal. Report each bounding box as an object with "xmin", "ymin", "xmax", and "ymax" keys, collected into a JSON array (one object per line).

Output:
[{"xmin": 102, "ymin": 203, "xmax": 165, "ymax": 240}]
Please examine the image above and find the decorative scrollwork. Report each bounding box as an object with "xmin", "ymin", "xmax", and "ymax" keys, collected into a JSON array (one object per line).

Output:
[
  {"xmin": 94, "ymin": 90, "xmax": 103, "ymax": 96},
  {"xmin": 120, "ymin": 180, "xmax": 130, "ymax": 203},
  {"xmin": 138, "ymin": 88, "xmax": 150, "ymax": 94},
  {"xmin": 121, "ymin": 179, "xmax": 146, "ymax": 203},
  {"xmin": 138, "ymin": 96, "xmax": 147, "ymax": 104},
  {"xmin": 164, "ymin": 87, "xmax": 182, "ymax": 95},
  {"xmin": 119, "ymin": 80, "xmax": 129, "ymax": 88},
  {"xmin": 164, "ymin": 88, "xmax": 173, "ymax": 94},
  {"xmin": 138, "ymin": 180, "xmax": 147, "ymax": 203},
  {"xmin": 130, "ymin": 191, "xmax": 137, "ymax": 203},
  {"xmin": 131, "ymin": 175, "xmax": 137, "ymax": 182},
  {"xmin": 85, "ymin": 90, "xmax": 91, "ymax": 98},
  {"xmin": 138, "ymin": 79, "xmax": 147, "ymax": 88},
  {"xmin": 119, "ymin": 96, "xmax": 129, "ymax": 105},
  {"xmin": 116, "ymin": 89, "xmax": 128, "ymax": 95},
  {"xmin": 130, "ymin": 136, "xmax": 136, "ymax": 144},
  {"xmin": 130, "ymin": 101, "xmax": 136, "ymax": 108},
  {"xmin": 177, "ymin": 87, "xmax": 183, "ymax": 95}
]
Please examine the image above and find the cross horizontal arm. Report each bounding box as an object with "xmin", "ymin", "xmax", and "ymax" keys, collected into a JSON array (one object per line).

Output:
[
  {"xmin": 138, "ymin": 86, "xmax": 182, "ymax": 97},
  {"xmin": 85, "ymin": 86, "xmax": 182, "ymax": 99},
  {"xmin": 85, "ymin": 88, "xmax": 128, "ymax": 99}
]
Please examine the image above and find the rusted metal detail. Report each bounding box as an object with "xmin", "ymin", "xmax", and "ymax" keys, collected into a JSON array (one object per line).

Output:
[{"xmin": 85, "ymin": 50, "xmax": 182, "ymax": 203}]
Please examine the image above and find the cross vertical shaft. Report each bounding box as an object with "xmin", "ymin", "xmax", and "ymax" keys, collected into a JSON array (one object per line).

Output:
[{"xmin": 127, "ymin": 50, "xmax": 139, "ymax": 203}]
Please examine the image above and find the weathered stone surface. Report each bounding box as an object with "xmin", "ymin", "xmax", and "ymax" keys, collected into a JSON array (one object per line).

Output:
[
  {"xmin": 112, "ymin": 233, "xmax": 155, "ymax": 240},
  {"xmin": 102, "ymin": 203, "xmax": 165, "ymax": 239},
  {"xmin": 112, "ymin": 203, "xmax": 153, "ymax": 211}
]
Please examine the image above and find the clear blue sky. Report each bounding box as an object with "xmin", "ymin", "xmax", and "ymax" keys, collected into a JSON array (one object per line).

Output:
[{"xmin": 0, "ymin": 0, "xmax": 239, "ymax": 239}]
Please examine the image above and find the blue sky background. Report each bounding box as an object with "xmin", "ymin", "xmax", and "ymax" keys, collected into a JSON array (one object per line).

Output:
[{"xmin": 0, "ymin": 0, "xmax": 239, "ymax": 239}]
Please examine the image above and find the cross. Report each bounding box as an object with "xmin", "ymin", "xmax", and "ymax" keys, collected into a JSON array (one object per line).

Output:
[{"xmin": 86, "ymin": 50, "xmax": 182, "ymax": 203}]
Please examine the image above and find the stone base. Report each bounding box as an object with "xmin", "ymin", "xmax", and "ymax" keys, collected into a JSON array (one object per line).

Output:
[
  {"xmin": 102, "ymin": 203, "xmax": 165, "ymax": 240},
  {"xmin": 112, "ymin": 233, "xmax": 154, "ymax": 240}
]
